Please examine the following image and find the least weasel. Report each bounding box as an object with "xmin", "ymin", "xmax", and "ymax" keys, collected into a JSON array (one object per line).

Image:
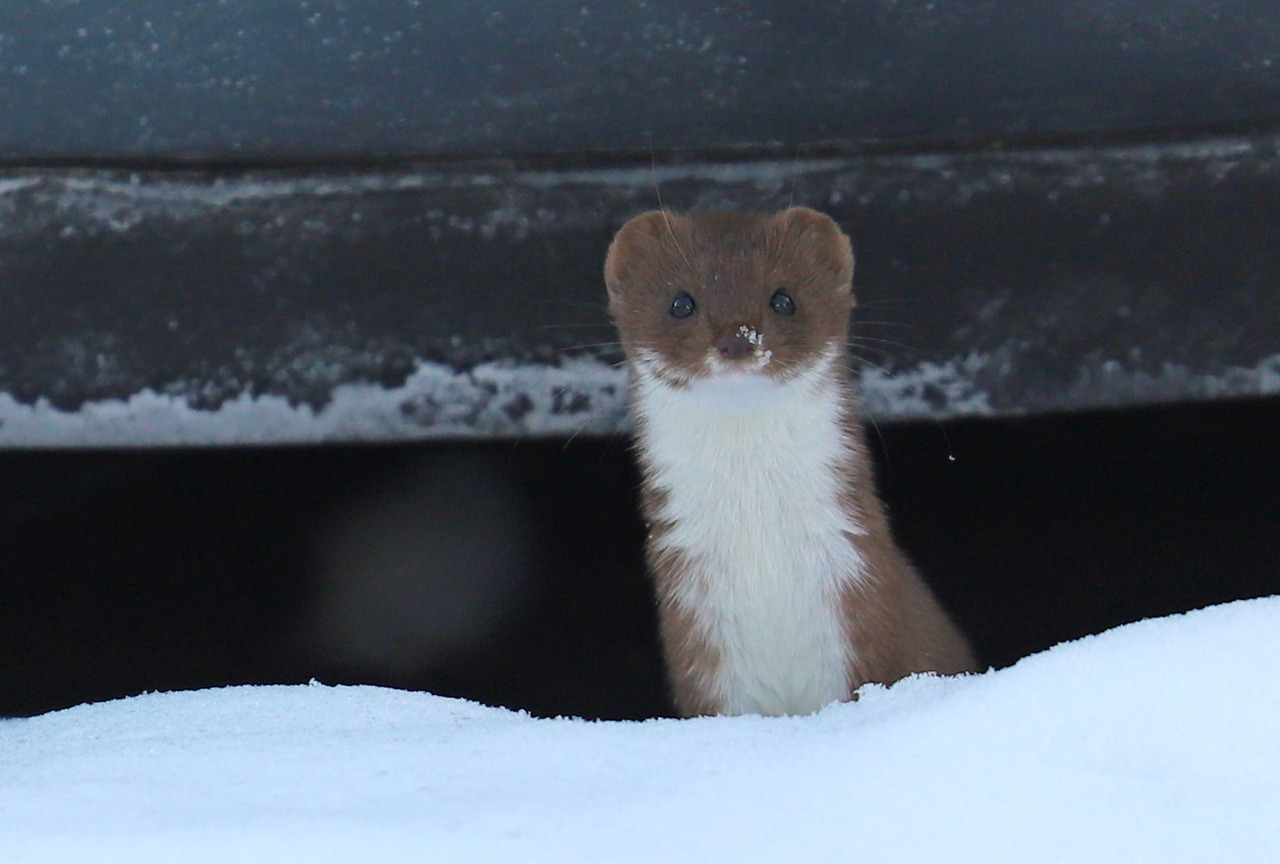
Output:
[{"xmin": 604, "ymin": 206, "xmax": 978, "ymax": 717}]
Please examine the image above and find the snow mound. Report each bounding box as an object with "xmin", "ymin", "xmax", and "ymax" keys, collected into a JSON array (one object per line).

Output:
[{"xmin": 3, "ymin": 596, "xmax": 1279, "ymax": 863}]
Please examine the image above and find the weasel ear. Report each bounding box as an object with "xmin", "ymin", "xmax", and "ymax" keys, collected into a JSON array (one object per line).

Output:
[
  {"xmin": 614, "ymin": 210, "xmax": 672, "ymax": 244},
  {"xmin": 604, "ymin": 210, "xmax": 681, "ymax": 300},
  {"xmin": 774, "ymin": 207, "xmax": 854, "ymax": 291}
]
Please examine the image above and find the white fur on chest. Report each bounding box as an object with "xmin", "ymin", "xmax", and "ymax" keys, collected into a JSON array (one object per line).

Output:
[{"xmin": 633, "ymin": 353, "xmax": 867, "ymax": 716}]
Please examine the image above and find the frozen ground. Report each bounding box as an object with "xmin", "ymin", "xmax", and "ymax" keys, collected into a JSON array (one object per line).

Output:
[{"xmin": 3, "ymin": 596, "xmax": 1278, "ymax": 863}]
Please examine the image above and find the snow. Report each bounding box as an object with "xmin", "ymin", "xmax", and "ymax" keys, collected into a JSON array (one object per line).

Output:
[
  {"xmin": 6, "ymin": 350, "xmax": 1279, "ymax": 447},
  {"xmin": 0, "ymin": 359, "xmax": 630, "ymax": 447},
  {"xmin": 3, "ymin": 596, "xmax": 1279, "ymax": 863}
]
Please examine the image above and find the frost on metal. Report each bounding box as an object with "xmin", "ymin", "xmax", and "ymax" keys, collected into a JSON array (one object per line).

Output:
[
  {"xmin": 859, "ymin": 354, "xmax": 997, "ymax": 419},
  {"xmin": 1059, "ymin": 353, "xmax": 1280, "ymax": 409},
  {"xmin": 2, "ymin": 351, "xmax": 1278, "ymax": 447},
  {"xmin": 860, "ymin": 351, "xmax": 1280, "ymax": 420},
  {"xmin": 0, "ymin": 359, "xmax": 629, "ymax": 448}
]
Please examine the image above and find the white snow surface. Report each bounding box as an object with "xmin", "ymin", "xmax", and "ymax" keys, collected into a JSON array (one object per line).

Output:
[{"xmin": 3, "ymin": 596, "xmax": 1280, "ymax": 863}]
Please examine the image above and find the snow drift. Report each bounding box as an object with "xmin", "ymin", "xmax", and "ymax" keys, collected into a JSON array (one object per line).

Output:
[{"xmin": 3, "ymin": 596, "xmax": 1279, "ymax": 863}]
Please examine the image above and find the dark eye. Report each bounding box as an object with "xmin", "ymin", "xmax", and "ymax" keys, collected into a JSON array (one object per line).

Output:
[
  {"xmin": 770, "ymin": 289, "xmax": 796, "ymax": 316},
  {"xmin": 670, "ymin": 293, "xmax": 696, "ymax": 319}
]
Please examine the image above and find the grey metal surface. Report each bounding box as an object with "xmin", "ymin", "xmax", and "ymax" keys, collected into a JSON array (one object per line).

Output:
[
  {"xmin": 1, "ymin": 1, "xmax": 1278, "ymax": 160},
  {"xmin": 1, "ymin": 132, "xmax": 1278, "ymax": 446}
]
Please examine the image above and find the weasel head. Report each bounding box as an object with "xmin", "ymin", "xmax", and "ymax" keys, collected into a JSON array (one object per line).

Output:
[{"xmin": 604, "ymin": 207, "xmax": 855, "ymax": 388}]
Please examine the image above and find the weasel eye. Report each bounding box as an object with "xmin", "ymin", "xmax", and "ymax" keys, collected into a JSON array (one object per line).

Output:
[
  {"xmin": 670, "ymin": 293, "xmax": 696, "ymax": 319},
  {"xmin": 770, "ymin": 289, "xmax": 796, "ymax": 316}
]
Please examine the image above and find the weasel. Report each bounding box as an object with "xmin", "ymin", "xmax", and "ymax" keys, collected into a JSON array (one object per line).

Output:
[{"xmin": 604, "ymin": 206, "xmax": 978, "ymax": 717}]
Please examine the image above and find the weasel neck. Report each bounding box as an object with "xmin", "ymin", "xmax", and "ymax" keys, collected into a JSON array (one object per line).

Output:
[{"xmin": 633, "ymin": 352, "xmax": 869, "ymax": 716}]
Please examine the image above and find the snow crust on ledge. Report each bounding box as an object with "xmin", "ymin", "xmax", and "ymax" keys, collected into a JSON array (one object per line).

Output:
[
  {"xmin": 1, "ymin": 351, "xmax": 1279, "ymax": 447},
  {"xmin": 0, "ymin": 358, "xmax": 630, "ymax": 447}
]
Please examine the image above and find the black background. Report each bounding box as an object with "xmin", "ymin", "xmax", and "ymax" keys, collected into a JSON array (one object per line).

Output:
[{"xmin": 3, "ymin": 395, "xmax": 1277, "ymax": 720}]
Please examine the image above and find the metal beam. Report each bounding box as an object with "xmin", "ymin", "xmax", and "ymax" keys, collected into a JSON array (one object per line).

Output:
[{"xmin": 1, "ymin": 132, "xmax": 1278, "ymax": 445}]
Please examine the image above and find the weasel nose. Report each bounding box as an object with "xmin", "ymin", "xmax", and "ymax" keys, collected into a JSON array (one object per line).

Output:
[{"xmin": 716, "ymin": 331, "xmax": 753, "ymax": 361}]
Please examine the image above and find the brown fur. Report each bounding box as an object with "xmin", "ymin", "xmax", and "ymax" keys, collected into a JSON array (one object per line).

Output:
[
  {"xmin": 606, "ymin": 207, "xmax": 978, "ymax": 716},
  {"xmin": 836, "ymin": 408, "xmax": 979, "ymax": 687}
]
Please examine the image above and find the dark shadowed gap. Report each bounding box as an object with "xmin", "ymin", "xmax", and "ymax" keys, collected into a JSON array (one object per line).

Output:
[{"xmin": 0, "ymin": 395, "xmax": 1277, "ymax": 719}]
